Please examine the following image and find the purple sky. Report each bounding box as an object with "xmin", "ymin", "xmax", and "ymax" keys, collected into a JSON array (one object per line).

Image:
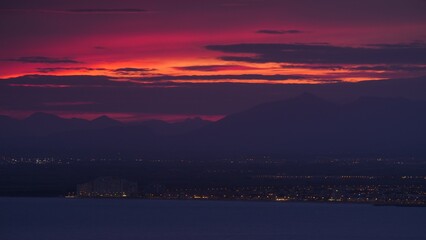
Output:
[{"xmin": 1, "ymin": 0, "xmax": 426, "ymax": 121}]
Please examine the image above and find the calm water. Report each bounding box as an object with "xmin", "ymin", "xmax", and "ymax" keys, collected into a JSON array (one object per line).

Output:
[{"xmin": 1, "ymin": 198, "xmax": 425, "ymax": 240}]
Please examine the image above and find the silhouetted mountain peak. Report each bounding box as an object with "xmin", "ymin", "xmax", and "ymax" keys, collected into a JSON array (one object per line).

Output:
[
  {"xmin": 25, "ymin": 112, "xmax": 62, "ymax": 122},
  {"xmin": 134, "ymin": 117, "xmax": 212, "ymax": 136},
  {"xmin": 180, "ymin": 117, "xmax": 211, "ymax": 124},
  {"xmin": 91, "ymin": 115, "xmax": 121, "ymax": 125},
  {"xmin": 93, "ymin": 115, "xmax": 112, "ymax": 121},
  {"xmin": 236, "ymin": 93, "xmax": 336, "ymax": 121},
  {"xmin": 2, "ymin": 95, "xmax": 426, "ymax": 156},
  {"xmin": 286, "ymin": 92, "xmax": 331, "ymax": 105}
]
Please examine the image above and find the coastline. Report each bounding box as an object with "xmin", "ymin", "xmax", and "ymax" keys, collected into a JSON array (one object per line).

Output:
[{"xmin": 1, "ymin": 195, "xmax": 424, "ymax": 208}]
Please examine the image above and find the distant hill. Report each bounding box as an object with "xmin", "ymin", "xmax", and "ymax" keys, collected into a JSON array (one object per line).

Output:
[
  {"xmin": 0, "ymin": 113, "xmax": 122, "ymax": 137},
  {"xmin": 183, "ymin": 93, "xmax": 426, "ymax": 156},
  {"xmin": 0, "ymin": 114, "xmax": 211, "ymax": 153},
  {"xmin": 137, "ymin": 118, "xmax": 212, "ymax": 136},
  {"xmin": 1, "ymin": 94, "xmax": 425, "ymax": 156}
]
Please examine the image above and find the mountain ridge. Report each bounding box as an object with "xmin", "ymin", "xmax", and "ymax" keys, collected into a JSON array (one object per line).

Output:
[{"xmin": 1, "ymin": 94, "xmax": 425, "ymax": 156}]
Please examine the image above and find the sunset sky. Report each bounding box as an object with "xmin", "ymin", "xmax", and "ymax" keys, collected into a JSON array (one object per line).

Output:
[{"xmin": 1, "ymin": 0, "xmax": 426, "ymax": 121}]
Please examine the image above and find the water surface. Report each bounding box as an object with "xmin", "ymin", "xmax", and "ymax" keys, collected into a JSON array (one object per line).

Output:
[{"xmin": 1, "ymin": 198, "xmax": 425, "ymax": 240}]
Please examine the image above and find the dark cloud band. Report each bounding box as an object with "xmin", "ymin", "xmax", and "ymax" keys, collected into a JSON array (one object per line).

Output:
[
  {"xmin": 206, "ymin": 43, "xmax": 426, "ymax": 64},
  {"xmin": 0, "ymin": 8, "xmax": 146, "ymax": 14},
  {"xmin": 282, "ymin": 64, "xmax": 426, "ymax": 72},
  {"xmin": 6, "ymin": 56, "xmax": 80, "ymax": 64},
  {"xmin": 257, "ymin": 29, "xmax": 303, "ymax": 34},
  {"xmin": 174, "ymin": 65, "xmax": 261, "ymax": 72},
  {"xmin": 65, "ymin": 8, "xmax": 146, "ymax": 13},
  {"xmin": 139, "ymin": 74, "xmax": 304, "ymax": 81}
]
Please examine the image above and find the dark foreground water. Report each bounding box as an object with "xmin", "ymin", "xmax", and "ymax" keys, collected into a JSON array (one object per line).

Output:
[{"xmin": 0, "ymin": 198, "xmax": 425, "ymax": 240}]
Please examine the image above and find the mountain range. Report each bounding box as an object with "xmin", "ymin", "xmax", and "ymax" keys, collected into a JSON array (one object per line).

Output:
[{"xmin": 1, "ymin": 93, "xmax": 425, "ymax": 157}]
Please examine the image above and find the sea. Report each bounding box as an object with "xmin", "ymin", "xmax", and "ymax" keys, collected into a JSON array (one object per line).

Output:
[{"xmin": 0, "ymin": 197, "xmax": 425, "ymax": 240}]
